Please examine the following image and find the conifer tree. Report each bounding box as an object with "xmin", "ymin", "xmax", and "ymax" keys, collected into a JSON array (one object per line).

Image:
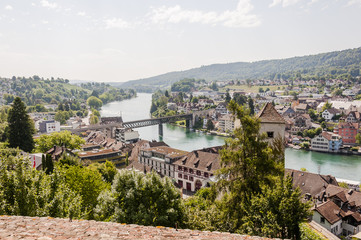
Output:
[{"xmin": 7, "ymin": 97, "xmax": 35, "ymax": 152}]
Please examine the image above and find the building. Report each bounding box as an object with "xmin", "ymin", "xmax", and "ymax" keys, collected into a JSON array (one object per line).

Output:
[
  {"xmin": 257, "ymin": 102, "xmax": 286, "ymax": 142},
  {"xmin": 173, "ymin": 150, "xmax": 220, "ymax": 191},
  {"xmin": 115, "ymin": 128, "xmax": 139, "ymax": 143},
  {"xmin": 333, "ymin": 122, "xmax": 359, "ymax": 145},
  {"xmin": 215, "ymin": 102, "xmax": 228, "ymax": 115},
  {"xmin": 218, "ymin": 114, "xmax": 235, "ymax": 133},
  {"xmin": 312, "ymin": 185, "xmax": 361, "ymax": 237},
  {"xmin": 138, "ymin": 146, "xmax": 189, "ymax": 178},
  {"xmin": 322, "ymin": 108, "xmax": 341, "ymax": 121},
  {"xmin": 38, "ymin": 120, "xmax": 60, "ymax": 133},
  {"xmin": 313, "ymin": 201, "xmax": 343, "ymax": 236},
  {"xmin": 79, "ymin": 148, "xmax": 126, "ymax": 167},
  {"xmin": 345, "ymin": 111, "xmax": 361, "ymax": 123},
  {"xmin": 311, "ymin": 132, "xmax": 343, "ymax": 153},
  {"xmin": 285, "ymin": 168, "xmax": 338, "ymax": 202}
]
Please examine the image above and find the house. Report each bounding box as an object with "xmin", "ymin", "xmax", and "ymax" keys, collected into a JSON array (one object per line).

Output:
[
  {"xmin": 311, "ymin": 132, "xmax": 343, "ymax": 153},
  {"xmin": 46, "ymin": 146, "xmax": 75, "ymax": 161},
  {"xmin": 215, "ymin": 102, "xmax": 229, "ymax": 115},
  {"xmin": 285, "ymin": 168, "xmax": 338, "ymax": 202},
  {"xmin": 293, "ymin": 103, "xmax": 310, "ymax": 114},
  {"xmin": 313, "ymin": 201, "xmax": 343, "ymax": 236},
  {"xmin": 173, "ymin": 150, "xmax": 220, "ymax": 191},
  {"xmin": 257, "ymin": 102, "xmax": 286, "ymax": 142},
  {"xmin": 138, "ymin": 146, "xmax": 189, "ymax": 178},
  {"xmin": 333, "ymin": 122, "xmax": 359, "ymax": 145},
  {"xmin": 312, "ymin": 185, "xmax": 361, "ymax": 237},
  {"xmin": 38, "ymin": 120, "xmax": 61, "ymax": 133},
  {"xmin": 345, "ymin": 111, "xmax": 361, "ymax": 123},
  {"xmin": 322, "ymin": 108, "xmax": 341, "ymax": 121},
  {"xmin": 276, "ymin": 106, "xmax": 296, "ymax": 117},
  {"xmin": 291, "ymin": 114, "xmax": 312, "ymax": 134}
]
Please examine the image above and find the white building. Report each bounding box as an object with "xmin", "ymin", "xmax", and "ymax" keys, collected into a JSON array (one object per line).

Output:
[{"xmin": 39, "ymin": 120, "xmax": 60, "ymax": 133}]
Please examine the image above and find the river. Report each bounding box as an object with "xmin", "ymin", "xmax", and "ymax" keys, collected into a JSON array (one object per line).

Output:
[{"xmin": 101, "ymin": 93, "xmax": 361, "ymax": 182}]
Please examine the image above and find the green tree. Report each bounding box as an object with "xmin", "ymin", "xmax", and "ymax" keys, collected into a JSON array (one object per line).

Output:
[
  {"xmin": 225, "ymin": 91, "xmax": 231, "ymax": 103},
  {"xmin": 89, "ymin": 113, "xmax": 99, "ymax": 124},
  {"xmin": 34, "ymin": 131, "xmax": 85, "ymax": 152},
  {"xmin": 61, "ymin": 165, "xmax": 109, "ymax": 219},
  {"xmin": 321, "ymin": 101, "xmax": 332, "ymax": 112},
  {"xmin": 87, "ymin": 96, "xmax": 103, "ymax": 109},
  {"xmin": 42, "ymin": 154, "xmax": 54, "ymax": 174},
  {"xmin": 95, "ymin": 170, "xmax": 184, "ymax": 227},
  {"xmin": 7, "ymin": 97, "xmax": 35, "ymax": 152},
  {"xmin": 248, "ymin": 97, "xmax": 255, "ymax": 115},
  {"xmin": 206, "ymin": 119, "xmax": 214, "ymax": 131},
  {"xmin": 88, "ymin": 161, "xmax": 117, "ymax": 183}
]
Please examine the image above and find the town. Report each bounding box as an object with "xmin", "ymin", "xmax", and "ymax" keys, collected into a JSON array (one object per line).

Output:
[{"xmin": 1, "ymin": 75, "xmax": 359, "ymax": 239}]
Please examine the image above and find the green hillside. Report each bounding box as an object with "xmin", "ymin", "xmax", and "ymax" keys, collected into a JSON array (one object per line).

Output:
[{"xmin": 120, "ymin": 47, "xmax": 361, "ymax": 92}]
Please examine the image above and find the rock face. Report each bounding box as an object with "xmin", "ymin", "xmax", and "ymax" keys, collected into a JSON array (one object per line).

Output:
[{"xmin": 0, "ymin": 215, "xmax": 279, "ymax": 240}]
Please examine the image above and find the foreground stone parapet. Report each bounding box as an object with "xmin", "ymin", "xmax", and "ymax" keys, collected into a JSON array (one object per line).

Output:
[{"xmin": 0, "ymin": 215, "xmax": 280, "ymax": 240}]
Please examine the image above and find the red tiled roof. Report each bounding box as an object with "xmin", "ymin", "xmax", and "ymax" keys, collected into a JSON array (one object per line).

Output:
[
  {"xmin": 257, "ymin": 103, "xmax": 286, "ymax": 124},
  {"xmin": 315, "ymin": 201, "xmax": 342, "ymax": 225}
]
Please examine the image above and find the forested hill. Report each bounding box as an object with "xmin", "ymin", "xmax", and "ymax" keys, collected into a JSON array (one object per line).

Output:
[{"xmin": 120, "ymin": 47, "xmax": 361, "ymax": 92}]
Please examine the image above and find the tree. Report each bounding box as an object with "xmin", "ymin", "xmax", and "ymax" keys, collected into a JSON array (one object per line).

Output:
[
  {"xmin": 95, "ymin": 170, "xmax": 184, "ymax": 227},
  {"xmin": 164, "ymin": 90, "xmax": 169, "ymax": 98},
  {"xmin": 42, "ymin": 154, "xmax": 54, "ymax": 174},
  {"xmin": 248, "ymin": 97, "xmax": 255, "ymax": 115},
  {"xmin": 88, "ymin": 161, "xmax": 117, "ymax": 183},
  {"xmin": 61, "ymin": 165, "xmax": 109, "ymax": 219},
  {"xmin": 87, "ymin": 96, "xmax": 103, "ymax": 109},
  {"xmin": 89, "ymin": 113, "xmax": 99, "ymax": 124},
  {"xmin": 206, "ymin": 119, "xmax": 214, "ymax": 131},
  {"xmin": 7, "ymin": 97, "xmax": 35, "ymax": 152},
  {"xmin": 34, "ymin": 131, "xmax": 85, "ymax": 152},
  {"xmin": 225, "ymin": 91, "xmax": 231, "ymax": 103},
  {"xmin": 321, "ymin": 101, "xmax": 332, "ymax": 112}
]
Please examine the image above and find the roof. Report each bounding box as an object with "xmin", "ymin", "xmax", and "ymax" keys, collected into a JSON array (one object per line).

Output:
[
  {"xmin": 257, "ymin": 102, "xmax": 286, "ymax": 124},
  {"xmin": 295, "ymin": 103, "xmax": 309, "ymax": 110},
  {"xmin": 173, "ymin": 150, "xmax": 220, "ymax": 173},
  {"xmin": 325, "ymin": 185, "xmax": 361, "ymax": 208},
  {"xmin": 320, "ymin": 131, "xmax": 340, "ymax": 141},
  {"xmin": 314, "ymin": 201, "xmax": 342, "ymax": 225},
  {"xmin": 285, "ymin": 168, "xmax": 338, "ymax": 198},
  {"xmin": 79, "ymin": 148, "xmax": 122, "ymax": 158},
  {"xmin": 146, "ymin": 146, "xmax": 189, "ymax": 159}
]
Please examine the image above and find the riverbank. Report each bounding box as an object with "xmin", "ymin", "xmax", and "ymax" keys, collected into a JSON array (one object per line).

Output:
[{"xmin": 287, "ymin": 144, "xmax": 361, "ymax": 156}]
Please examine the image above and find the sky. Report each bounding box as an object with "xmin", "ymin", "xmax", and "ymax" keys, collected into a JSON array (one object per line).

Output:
[{"xmin": 0, "ymin": 0, "xmax": 361, "ymax": 82}]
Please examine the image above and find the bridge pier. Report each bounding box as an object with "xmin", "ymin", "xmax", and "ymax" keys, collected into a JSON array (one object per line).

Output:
[
  {"xmin": 186, "ymin": 119, "xmax": 193, "ymax": 129},
  {"xmin": 158, "ymin": 123, "xmax": 163, "ymax": 137}
]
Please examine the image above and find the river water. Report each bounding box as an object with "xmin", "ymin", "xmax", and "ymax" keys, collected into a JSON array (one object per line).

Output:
[{"xmin": 101, "ymin": 93, "xmax": 361, "ymax": 182}]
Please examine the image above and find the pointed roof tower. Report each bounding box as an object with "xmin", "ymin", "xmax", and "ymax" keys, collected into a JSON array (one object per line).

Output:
[{"xmin": 257, "ymin": 102, "xmax": 285, "ymax": 124}]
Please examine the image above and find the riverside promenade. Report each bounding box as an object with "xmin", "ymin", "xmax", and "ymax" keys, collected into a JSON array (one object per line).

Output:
[{"xmin": 0, "ymin": 215, "xmax": 279, "ymax": 240}]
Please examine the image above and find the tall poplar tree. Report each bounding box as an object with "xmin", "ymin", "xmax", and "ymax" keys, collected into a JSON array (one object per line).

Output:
[{"xmin": 7, "ymin": 97, "xmax": 35, "ymax": 152}]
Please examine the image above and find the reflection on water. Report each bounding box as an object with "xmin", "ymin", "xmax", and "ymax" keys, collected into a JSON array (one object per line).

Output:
[{"xmin": 101, "ymin": 93, "xmax": 361, "ymax": 181}]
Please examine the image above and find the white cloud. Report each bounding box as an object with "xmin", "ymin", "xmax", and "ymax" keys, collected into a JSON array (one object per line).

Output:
[
  {"xmin": 77, "ymin": 11, "xmax": 86, "ymax": 16},
  {"xmin": 105, "ymin": 18, "xmax": 130, "ymax": 29},
  {"xmin": 150, "ymin": 0, "xmax": 261, "ymax": 28},
  {"xmin": 269, "ymin": 0, "xmax": 302, "ymax": 7},
  {"xmin": 5, "ymin": 5, "xmax": 13, "ymax": 10},
  {"xmin": 347, "ymin": 0, "xmax": 361, "ymax": 6},
  {"xmin": 41, "ymin": 0, "xmax": 58, "ymax": 9}
]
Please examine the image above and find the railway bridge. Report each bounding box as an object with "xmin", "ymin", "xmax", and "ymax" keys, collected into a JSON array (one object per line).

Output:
[{"xmin": 71, "ymin": 113, "xmax": 193, "ymax": 137}]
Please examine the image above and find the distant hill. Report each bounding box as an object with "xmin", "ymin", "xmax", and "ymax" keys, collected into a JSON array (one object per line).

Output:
[{"xmin": 120, "ymin": 47, "xmax": 361, "ymax": 92}]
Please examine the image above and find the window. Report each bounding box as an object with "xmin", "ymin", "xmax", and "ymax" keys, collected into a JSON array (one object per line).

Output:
[
  {"xmin": 189, "ymin": 176, "xmax": 194, "ymax": 181},
  {"xmin": 196, "ymin": 170, "xmax": 201, "ymax": 176},
  {"xmin": 184, "ymin": 175, "xmax": 188, "ymax": 180},
  {"xmin": 204, "ymin": 172, "xmax": 209, "ymax": 178},
  {"xmin": 178, "ymin": 173, "xmax": 182, "ymax": 178},
  {"xmin": 267, "ymin": 132, "xmax": 274, "ymax": 138},
  {"xmin": 189, "ymin": 169, "xmax": 194, "ymax": 174},
  {"xmin": 178, "ymin": 166, "xmax": 182, "ymax": 171},
  {"xmin": 320, "ymin": 217, "xmax": 325, "ymax": 224},
  {"xmin": 184, "ymin": 167, "xmax": 188, "ymax": 172}
]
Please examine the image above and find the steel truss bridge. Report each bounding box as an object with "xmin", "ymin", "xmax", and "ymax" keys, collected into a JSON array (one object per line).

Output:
[{"xmin": 71, "ymin": 114, "xmax": 193, "ymax": 137}]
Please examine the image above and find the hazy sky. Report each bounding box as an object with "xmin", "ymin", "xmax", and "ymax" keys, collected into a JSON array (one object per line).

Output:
[{"xmin": 0, "ymin": 0, "xmax": 360, "ymax": 82}]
